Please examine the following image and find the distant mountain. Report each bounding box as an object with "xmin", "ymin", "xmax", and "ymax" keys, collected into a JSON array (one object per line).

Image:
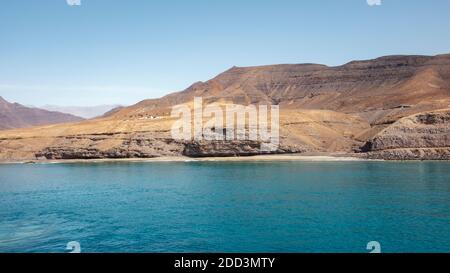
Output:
[
  {"xmin": 0, "ymin": 96, "xmax": 84, "ymax": 130},
  {"xmin": 101, "ymin": 106, "xmax": 125, "ymax": 118},
  {"xmin": 41, "ymin": 105, "xmax": 122, "ymax": 119}
]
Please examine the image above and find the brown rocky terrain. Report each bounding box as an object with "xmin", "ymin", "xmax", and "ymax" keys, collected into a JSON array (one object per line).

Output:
[
  {"xmin": 0, "ymin": 96, "xmax": 84, "ymax": 130},
  {"xmin": 362, "ymin": 109, "xmax": 450, "ymax": 160},
  {"xmin": 0, "ymin": 54, "xmax": 450, "ymax": 161}
]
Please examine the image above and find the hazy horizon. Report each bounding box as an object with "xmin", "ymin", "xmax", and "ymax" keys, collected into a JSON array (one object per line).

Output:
[{"xmin": 1, "ymin": 0, "xmax": 450, "ymax": 106}]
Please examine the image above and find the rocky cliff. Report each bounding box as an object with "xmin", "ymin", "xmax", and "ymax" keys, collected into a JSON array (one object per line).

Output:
[{"xmin": 361, "ymin": 109, "xmax": 450, "ymax": 160}]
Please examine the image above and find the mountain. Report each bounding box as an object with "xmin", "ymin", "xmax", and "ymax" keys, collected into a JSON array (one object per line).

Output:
[
  {"xmin": 40, "ymin": 105, "xmax": 123, "ymax": 119},
  {"xmin": 115, "ymin": 54, "xmax": 450, "ymax": 123},
  {"xmin": 0, "ymin": 53, "xmax": 449, "ymax": 161},
  {"xmin": 0, "ymin": 97, "xmax": 84, "ymax": 130}
]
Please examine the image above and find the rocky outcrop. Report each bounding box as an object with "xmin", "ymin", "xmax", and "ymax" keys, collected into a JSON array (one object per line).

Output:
[
  {"xmin": 183, "ymin": 141, "xmax": 306, "ymax": 157},
  {"xmin": 361, "ymin": 110, "xmax": 450, "ymax": 160},
  {"xmin": 34, "ymin": 135, "xmax": 185, "ymax": 160},
  {"xmin": 363, "ymin": 148, "xmax": 450, "ymax": 160},
  {"xmin": 34, "ymin": 138, "xmax": 306, "ymax": 160}
]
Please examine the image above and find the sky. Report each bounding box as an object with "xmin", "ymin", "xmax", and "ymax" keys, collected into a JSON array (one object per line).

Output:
[{"xmin": 1, "ymin": 0, "xmax": 450, "ymax": 106}]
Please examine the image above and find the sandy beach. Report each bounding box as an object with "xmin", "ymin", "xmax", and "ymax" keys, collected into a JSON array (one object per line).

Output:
[{"xmin": 0, "ymin": 154, "xmax": 376, "ymax": 165}]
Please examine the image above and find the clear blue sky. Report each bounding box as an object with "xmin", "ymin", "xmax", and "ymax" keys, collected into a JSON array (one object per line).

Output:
[{"xmin": 1, "ymin": 0, "xmax": 450, "ymax": 106}]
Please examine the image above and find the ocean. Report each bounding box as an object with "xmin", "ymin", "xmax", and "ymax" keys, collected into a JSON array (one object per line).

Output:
[{"xmin": 0, "ymin": 161, "xmax": 449, "ymax": 253}]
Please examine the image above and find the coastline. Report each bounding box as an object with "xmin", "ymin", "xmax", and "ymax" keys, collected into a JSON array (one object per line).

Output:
[
  {"xmin": 3, "ymin": 154, "xmax": 450, "ymax": 165},
  {"xmin": 0, "ymin": 154, "xmax": 376, "ymax": 165}
]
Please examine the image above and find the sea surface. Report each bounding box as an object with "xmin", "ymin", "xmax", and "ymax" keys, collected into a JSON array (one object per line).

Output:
[{"xmin": 0, "ymin": 161, "xmax": 449, "ymax": 253}]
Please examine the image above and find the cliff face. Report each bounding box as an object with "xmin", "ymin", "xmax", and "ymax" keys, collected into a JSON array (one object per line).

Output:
[
  {"xmin": 0, "ymin": 54, "xmax": 450, "ymax": 161},
  {"xmin": 361, "ymin": 109, "xmax": 450, "ymax": 160},
  {"xmin": 0, "ymin": 109, "xmax": 364, "ymax": 161}
]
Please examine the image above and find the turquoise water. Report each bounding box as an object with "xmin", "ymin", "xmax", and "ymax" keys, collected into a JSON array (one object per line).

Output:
[{"xmin": 0, "ymin": 161, "xmax": 449, "ymax": 253}]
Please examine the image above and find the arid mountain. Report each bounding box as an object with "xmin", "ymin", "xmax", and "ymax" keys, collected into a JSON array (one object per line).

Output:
[
  {"xmin": 114, "ymin": 54, "xmax": 450, "ymax": 123},
  {"xmin": 0, "ymin": 54, "xmax": 449, "ymax": 161},
  {"xmin": 0, "ymin": 96, "xmax": 84, "ymax": 130}
]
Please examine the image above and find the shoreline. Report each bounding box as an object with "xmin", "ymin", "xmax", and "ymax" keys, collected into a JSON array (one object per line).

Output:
[
  {"xmin": 0, "ymin": 154, "xmax": 377, "ymax": 164},
  {"xmin": 2, "ymin": 154, "xmax": 450, "ymax": 165}
]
